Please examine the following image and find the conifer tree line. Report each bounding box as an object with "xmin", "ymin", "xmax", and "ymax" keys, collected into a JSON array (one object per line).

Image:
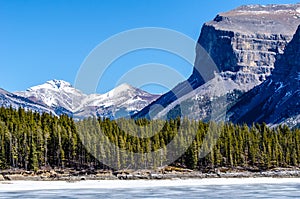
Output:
[{"xmin": 0, "ymin": 107, "xmax": 299, "ymax": 171}]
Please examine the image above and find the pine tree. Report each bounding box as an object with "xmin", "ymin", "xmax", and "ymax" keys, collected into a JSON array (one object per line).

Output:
[{"xmin": 28, "ymin": 134, "xmax": 38, "ymax": 172}]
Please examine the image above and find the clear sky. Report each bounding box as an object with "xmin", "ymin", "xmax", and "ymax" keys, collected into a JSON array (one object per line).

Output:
[{"xmin": 1, "ymin": 0, "xmax": 299, "ymax": 94}]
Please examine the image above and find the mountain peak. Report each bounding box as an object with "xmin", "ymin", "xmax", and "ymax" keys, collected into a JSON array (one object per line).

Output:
[
  {"xmin": 115, "ymin": 83, "xmax": 134, "ymax": 91},
  {"xmin": 106, "ymin": 83, "xmax": 136, "ymax": 97},
  {"xmin": 28, "ymin": 79, "xmax": 73, "ymax": 91},
  {"xmin": 46, "ymin": 79, "xmax": 72, "ymax": 89}
]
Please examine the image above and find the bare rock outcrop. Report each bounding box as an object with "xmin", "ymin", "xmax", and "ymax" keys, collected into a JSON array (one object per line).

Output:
[
  {"xmin": 228, "ymin": 24, "xmax": 300, "ymax": 128},
  {"xmin": 135, "ymin": 4, "xmax": 300, "ymax": 121}
]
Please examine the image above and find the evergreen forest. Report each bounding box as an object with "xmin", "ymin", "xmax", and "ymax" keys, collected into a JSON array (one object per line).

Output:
[{"xmin": 0, "ymin": 107, "xmax": 299, "ymax": 171}]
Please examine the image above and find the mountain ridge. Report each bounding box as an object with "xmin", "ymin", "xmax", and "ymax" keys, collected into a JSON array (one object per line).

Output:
[{"xmin": 2, "ymin": 80, "xmax": 160, "ymax": 119}]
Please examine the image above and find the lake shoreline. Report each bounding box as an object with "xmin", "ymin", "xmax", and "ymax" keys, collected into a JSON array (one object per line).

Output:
[{"xmin": 1, "ymin": 166, "xmax": 300, "ymax": 181}]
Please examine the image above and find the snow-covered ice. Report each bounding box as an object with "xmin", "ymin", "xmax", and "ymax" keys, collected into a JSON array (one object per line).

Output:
[{"xmin": 1, "ymin": 178, "xmax": 300, "ymax": 191}]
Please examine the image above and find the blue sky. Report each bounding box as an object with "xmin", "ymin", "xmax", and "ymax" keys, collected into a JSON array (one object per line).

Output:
[{"xmin": 1, "ymin": 0, "xmax": 299, "ymax": 94}]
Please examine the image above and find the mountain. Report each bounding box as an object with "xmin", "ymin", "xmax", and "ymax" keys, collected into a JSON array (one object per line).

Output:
[
  {"xmin": 227, "ymin": 24, "xmax": 300, "ymax": 128},
  {"xmin": 15, "ymin": 79, "xmax": 85, "ymax": 116},
  {"xmin": 13, "ymin": 80, "xmax": 159, "ymax": 119},
  {"xmin": 0, "ymin": 88, "xmax": 54, "ymax": 114},
  {"xmin": 73, "ymin": 83, "xmax": 160, "ymax": 119},
  {"xmin": 134, "ymin": 4, "xmax": 300, "ymax": 121}
]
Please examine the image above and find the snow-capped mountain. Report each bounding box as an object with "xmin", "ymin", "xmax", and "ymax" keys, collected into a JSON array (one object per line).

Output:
[
  {"xmin": 13, "ymin": 80, "xmax": 159, "ymax": 119},
  {"xmin": 15, "ymin": 80, "xmax": 86, "ymax": 116},
  {"xmin": 75, "ymin": 83, "xmax": 160, "ymax": 119}
]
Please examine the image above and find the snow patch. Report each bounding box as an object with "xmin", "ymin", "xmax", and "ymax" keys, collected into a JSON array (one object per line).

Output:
[
  {"xmin": 275, "ymin": 82, "xmax": 285, "ymax": 92},
  {"xmin": 267, "ymin": 79, "xmax": 273, "ymax": 87},
  {"xmin": 238, "ymin": 10, "xmax": 270, "ymax": 14},
  {"xmin": 251, "ymin": 11, "xmax": 270, "ymax": 14},
  {"xmin": 284, "ymin": 91, "xmax": 292, "ymax": 98}
]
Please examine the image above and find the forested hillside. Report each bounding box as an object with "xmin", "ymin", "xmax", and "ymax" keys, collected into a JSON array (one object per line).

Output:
[{"xmin": 0, "ymin": 107, "xmax": 299, "ymax": 171}]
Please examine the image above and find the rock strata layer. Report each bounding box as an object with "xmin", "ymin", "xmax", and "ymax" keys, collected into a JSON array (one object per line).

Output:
[
  {"xmin": 228, "ymin": 24, "xmax": 300, "ymax": 128},
  {"xmin": 135, "ymin": 4, "xmax": 300, "ymax": 121}
]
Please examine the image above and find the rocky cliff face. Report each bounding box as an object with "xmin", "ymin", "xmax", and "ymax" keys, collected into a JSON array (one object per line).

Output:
[
  {"xmin": 195, "ymin": 4, "xmax": 300, "ymax": 87},
  {"xmin": 135, "ymin": 4, "xmax": 300, "ymax": 120},
  {"xmin": 228, "ymin": 24, "xmax": 300, "ymax": 128}
]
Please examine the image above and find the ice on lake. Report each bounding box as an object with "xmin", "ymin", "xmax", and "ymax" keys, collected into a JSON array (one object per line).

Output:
[{"xmin": 1, "ymin": 178, "xmax": 300, "ymax": 198}]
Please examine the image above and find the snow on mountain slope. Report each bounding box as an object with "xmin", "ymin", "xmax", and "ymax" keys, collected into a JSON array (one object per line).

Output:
[
  {"xmin": 13, "ymin": 80, "xmax": 160, "ymax": 119},
  {"xmin": 74, "ymin": 83, "xmax": 160, "ymax": 119},
  {"xmin": 15, "ymin": 80, "xmax": 86, "ymax": 112},
  {"xmin": 0, "ymin": 88, "xmax": 54, "ymax": 114}
]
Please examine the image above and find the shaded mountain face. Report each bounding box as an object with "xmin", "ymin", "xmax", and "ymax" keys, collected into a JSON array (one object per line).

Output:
[
  {"xmin": 227, "ymin": 25, "xmax": 300, "ymax": 128},
  {"xmin": 134, "ymin": 4, "xmax": 300, "ymax": 121},
  {"xmin": 12, "ymin": 80, "xmax": 159, "ymax": 119},
  {"xmin": 0, "ymin": 88, "xmax": 54, "ymax": 114}
]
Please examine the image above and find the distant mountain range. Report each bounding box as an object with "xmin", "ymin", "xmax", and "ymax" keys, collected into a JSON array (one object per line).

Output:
[
  {"xmin": 1, "ymin": 80, "xmax": 159, "ymax": 119},
  {"xmin": 1, "ymin": 3, "xmax": 300, "ymax": 128}
]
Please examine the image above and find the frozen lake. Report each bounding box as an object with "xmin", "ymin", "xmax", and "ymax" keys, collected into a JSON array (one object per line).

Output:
[{"xmin": 1, "ymin": 178, "xmax": 300, "ymax": 198}]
